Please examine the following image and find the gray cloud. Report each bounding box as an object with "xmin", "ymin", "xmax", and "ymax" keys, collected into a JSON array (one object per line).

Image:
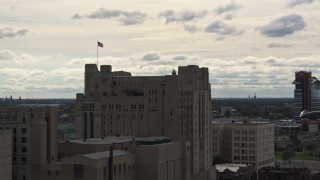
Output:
[
  {"xmin": 267, "ymin": 43, "xmax": 293, "ymax": 48},
  {"xmin": 72, "ymin": 8, "xmax": 147, "ymax": 25},
  {"xmin": 183, "ymin": 24, "xmax": 200, "ymax": 33},
  {"xmin": 215, "ymin": 37, "xmax": 226, "ymax": 41},
  {"xmin": 142, "ymin": 52, "xmax": 160, "ymax": 61},
  {"xmin": 205, "ymin": 21, "xmax": 244, "ymax": 35},
  {"xmin": 159, "ymin": 9, "xmax": 207, "ymax": 23},
  {"xmin": 173, "ymin": 55, "xmax": 187, "ymax": 61},
  {"xmin": 224, "ymin": 14, "xmax": 234, "ymax": 20},
  {"xmin": 259, "ymin": 14, "xmax": 306, "ymax": 37},
  {"xmin": 0, "ymin": 27, "xmax": 28, "ymax": 39},
  {"xmin": 243, "ymin": 59, "xmax": 257, "ymax": 64},
  {"xmin": 0, "ymin": 50, "xmax": 15, "ymax": 61},
  {"xmin": 288, "ymin": 0, "xmax": 314, "ymax": 7},
  {"xmin": 215, "ymin": 1, "xmax": 242, "ymax": 15},
  {"xmin": 71, "ymin": 13, "xmax": 82, "ymax": 19},
  {"xmin": 266, "ymin": 58, "xmax": 276, "ymax": 64}
]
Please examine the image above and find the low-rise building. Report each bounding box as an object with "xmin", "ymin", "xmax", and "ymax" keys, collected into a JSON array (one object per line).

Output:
[
  {"xmin": 274, "ymin": 119, "xmax": 300, "ymax": 136},
  {"xmin": 258, "ymin": 166, "xmax": 311, "ymax": 180},
  {"xmin": 300, "ymin": 111, "xmax": 320, "ymax": 134},
  {"xmin": 45, "ymin": 136, "xmax": 190, "ymax": 180},
  {"xmin": 212, "ymin": 119, "xmax": 274, "ymax": 170},
  {"xmin": 215, "ymin": 164, "xmax": 255, "ymax": 180}
]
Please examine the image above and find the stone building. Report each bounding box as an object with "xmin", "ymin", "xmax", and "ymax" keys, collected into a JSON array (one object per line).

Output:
[
  {"xmin": 0, "ymin": 129, "xmax": 12, "ymax": 180},
  {"xmin": 43, "ymin": 136, "xmax": 190, "ymax": 180},
  {"xmin": 0, "ymin": 105, "xmax": 57, "ymax": 180},
  {"xmin": 75, "ymin": 64, "xmax": 213, "ymax": 179},
  {"xmin": 212, "ymin": 119, "xmax": 274, "ymax": 170}
]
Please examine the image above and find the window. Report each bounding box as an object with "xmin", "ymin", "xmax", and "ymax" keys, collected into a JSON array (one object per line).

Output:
[
  {"xmin": 22, "ymin": 137, "xmax": 27, "ymax": 143},
  {"xmin": 22, "ymin": 147, "xmax": 27, "ymax": 153},
  {"xmin": 73, "ymin": 164, "xmax": 84, "ymax": 178},
  {"xmin": 104, "ymin": 167, "xmax": 107, "ymax": 177},
  {"xmin": 21, "ymin": 128, "xmax": 27, "ymax": 133},
  {"xmin": 22, "ymin": 157, "xmax": 26, "ymax": 162}
]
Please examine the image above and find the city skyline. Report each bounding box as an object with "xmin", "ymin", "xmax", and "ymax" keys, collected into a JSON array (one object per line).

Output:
[{"xmin": 1, "ymin": 0, "xmax": 320, "ymax": 98}]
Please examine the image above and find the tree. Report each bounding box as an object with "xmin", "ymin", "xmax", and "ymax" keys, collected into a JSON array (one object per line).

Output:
[
  {"xmin": 305, "ymin": 144, "xmax": 315, "ymax": 151},
  {"xmin": 281, "ymin": 149, "xmax": 295, "ymax": 161},
  {"xmin": 289, "ymin": 134, "xmax": 301, "ymax": 148}
]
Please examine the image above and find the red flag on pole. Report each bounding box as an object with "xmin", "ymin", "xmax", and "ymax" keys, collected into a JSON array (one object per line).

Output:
[{"xmin": 98, "ymin": 41, "xmax": 103, "ymax": 48}]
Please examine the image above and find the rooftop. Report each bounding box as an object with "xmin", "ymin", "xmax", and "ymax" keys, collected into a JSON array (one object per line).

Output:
[
  {"xmin": 83, "ymin": 150, "xmax": 130, "ymax": 160},
  {"xmin": 212, "ymin": 118, "xmax": 270, "ymax": 126},
  {"xmin": 216, "ymin": 164, "xmax": 250, "ymax": 173},
  {"xmin": 136, "ymin": 136, "xmax": 171, "ymax": 145},
  {"xmin": 61, "ymin": 136, "xmax": 172, "ymax": 145},
  {"xmin": 61, "ymin": 136, "xmax": 134, "ymax": 145}
]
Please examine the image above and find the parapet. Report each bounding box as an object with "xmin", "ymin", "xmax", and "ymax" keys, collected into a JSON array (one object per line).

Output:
[
  {"xmin": 76, "ymin": 93, "xmax": 85, "ymax": 99},
  {"xmin": 100, "ymin": 65, "xmax": 112, "ymax": 73},
  {"xmin": 112, "ymin": 71, "xmax": 131, "ymax": 76},
  {"xmin": 85, "ymin": 64, "xmax": 98, "ymax": 72},
  {"xmin": 178, "ymin": 65, "xmax": 200, "ymax": 75}
]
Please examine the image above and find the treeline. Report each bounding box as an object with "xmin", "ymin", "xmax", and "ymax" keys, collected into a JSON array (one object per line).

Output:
[{"xmin": 212, "ymin": 98, "xmax": 294, "ymax": 120}]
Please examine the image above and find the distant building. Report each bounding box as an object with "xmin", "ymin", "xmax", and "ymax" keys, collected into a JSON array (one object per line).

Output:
[
  {"xmin": 273, "ymin": 119, "xmax": 300, "ymax": 136},
  {"xmin": 0, "ymin": 129, "xmax": 12, "ymax": 180},
  {"xmin": 57, "ymin": 123, "xmax": 75, "ymax": 141},
  {"xmin": 218, "ymin": 106, "xmax": 239, "ymax": 117},
  {"xmin": 258, "ymin": 167, "xmax": 311, "ymax": 180},
  {"xmin": 292, "ymin": 71, "xmax": 320, "ymax": 124},
  {"xmin": 300, "ymin": 110, "xmax": 320, "ymax": 134},
  {"xmin": 215, "ymin": 163, "xmax": 255, "ymax": 180},
  {"xmin": 212, "ymin": 119, "xmax": 274, "ymax": 170},
  {"xmin": 75, "ymin": 64, "xmax": 213, "ymax": 179},
  {"xmin": 0, "ymin": 105, "xmax": 58, "ymax": 180}
]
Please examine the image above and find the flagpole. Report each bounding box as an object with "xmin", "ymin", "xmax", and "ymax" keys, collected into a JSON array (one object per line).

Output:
[{"xmin": 96, "ymin": 40, "xmax": 99, "ymax": 67}]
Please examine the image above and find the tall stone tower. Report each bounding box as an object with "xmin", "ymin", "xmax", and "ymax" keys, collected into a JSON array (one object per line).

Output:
[{"xmin": 75, "ymin": 64, "xmax": 213, "ymax": 179}]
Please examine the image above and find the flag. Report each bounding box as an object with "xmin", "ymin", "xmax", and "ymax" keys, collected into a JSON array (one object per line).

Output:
[{"xmin": 98, "ymin": 41, "xmax": 103, "ymax": 48}]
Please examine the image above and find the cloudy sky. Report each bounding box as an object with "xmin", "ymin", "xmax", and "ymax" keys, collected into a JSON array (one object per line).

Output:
[{"xmin": 1, "ymin": 0, "xmax": 320, "ymax": 99}]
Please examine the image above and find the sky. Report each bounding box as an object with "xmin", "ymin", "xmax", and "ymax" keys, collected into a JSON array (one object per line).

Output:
[{"xmin": 1, "ymin": 0, "xmax": 320, "ymax": 99}]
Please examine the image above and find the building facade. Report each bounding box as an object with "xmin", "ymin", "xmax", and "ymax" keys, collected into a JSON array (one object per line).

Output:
[
  {"xmin": 42, "ymin": 136, "xmax": 190, "ymax": 180},
  {"xmin": 0, "ymin": 129, "xmax": 12, "ymax": 180},
  {"xmin": 300, "ymin": 111, "xmax": 320, "ymax": 133},
  {"xmin": 293, "ymin": 71, "xmax": 320, "ymax": 124},
  {"xmin": 212, "ymin": 120, "xmax": 274, "ymax": 170},
  {"xmin": 0, "ymin": 105, "xmax": 58, "ymax": 180},
  {"xmin": 75, "ymin": 64, "xmax": 213, "ymax": 179}
]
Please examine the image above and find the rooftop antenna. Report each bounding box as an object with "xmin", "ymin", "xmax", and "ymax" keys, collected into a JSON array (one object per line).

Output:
[{"xmin": 172, "ymin": 68, "xmax": 176, "ymax": 75}]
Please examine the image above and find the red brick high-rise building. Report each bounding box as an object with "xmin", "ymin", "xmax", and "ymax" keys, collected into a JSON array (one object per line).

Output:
[{"xmin": 293, "ymin": 71, "xmax": 320, "ymax": 126}]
